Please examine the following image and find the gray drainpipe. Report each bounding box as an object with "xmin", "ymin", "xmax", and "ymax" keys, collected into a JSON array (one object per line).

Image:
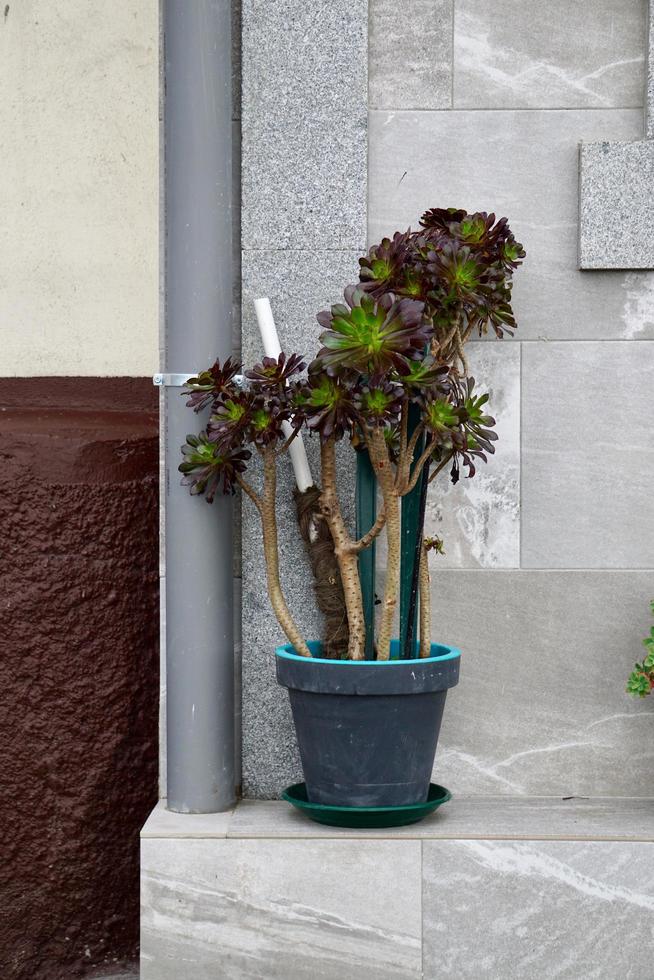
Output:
[{"xmin": 161, "ymin": 0, "xmax": 235, "ymax": 813}]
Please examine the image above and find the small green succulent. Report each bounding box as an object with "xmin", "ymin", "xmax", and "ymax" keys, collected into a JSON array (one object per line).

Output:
[{"xmin": 627, "ymin": 602, "xmax": 654, "ymax": 697}]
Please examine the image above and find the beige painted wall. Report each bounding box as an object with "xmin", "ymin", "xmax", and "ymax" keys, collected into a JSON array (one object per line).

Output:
[{"xmin": 0, "ymin": 0, "xmax": 158, "ymax": 376}]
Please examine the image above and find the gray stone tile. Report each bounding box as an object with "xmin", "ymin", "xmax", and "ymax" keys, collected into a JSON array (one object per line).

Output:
[
  {"xmin": 241, "ymin": 0, "xmax": 367, "ymax": 249},
  {"xmin": 241, "ymin": 249, "xmax": 361, "ymax": 798},
  {"xmin": 423, "ymin": 839, "xmax": 654, "ymax": 979},
  {"xmin": 453, "ymin": 0, "xmax": 646, "ymax": 109},
  {"xmin": 228, "ymin": 796, "xmax": 654, "ymax": 841},
  {"xmin": 648, "ymin": 1, "xmax": 654, "ymax": 138},
  {"xmin": 241, "ymin": 249, "xmax": 363, "ymax": 366},
  {"xmin": 141, "ymin": 800, "xmax": 234, "ymax": 839},
  {"xmin": 369, "ymin": 108, "xmax": 654, "ymax": 340},
  {"xmin": 521, "ymin": 342, "xmax": 654, "ymax": 567},
  {"xmin": 429, "ymin": 570, "xmax": 654, "ymax": 796},
  {"xmin": 141, "ymin": 837, "xmax": 422, "ymax": 979},
  {"xmin": 424, "ymin": 341, "xmax": 520, "ymax": 568},
  {"xmin": 369, "ymin": 0, "xmax": 452, "ymax": 110},
  {"xmin": 579, "ymin": 140, "xmax": 654, "ymax": 269}
]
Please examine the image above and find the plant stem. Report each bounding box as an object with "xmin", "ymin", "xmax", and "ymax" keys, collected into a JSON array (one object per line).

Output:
[
  {"xmin": 403, "ymin": 459, "xmax": 430, "ymax": 658},
  {"xmin": 260, "ymin": 447, "xmax": 311, "ymax": 657},
  {"xmin": 368, "ymin": 427, "xmax": 401, "ymax": 661},
  {"xmin": 351, "ymin": 509, "xmax": 386, "ymax": 553},
  {"xmin": 419, "ymin": 542, "xmax": 431, "ymax": 658},
  {"xmin": 319, "ymin": 437, "xmax": 366, "ymax": 660}
]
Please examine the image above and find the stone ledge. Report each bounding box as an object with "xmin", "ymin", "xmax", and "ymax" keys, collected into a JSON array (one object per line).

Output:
[
  {"xmin": 141, "ymin": 798, "xmax": 654, "ymax": 979},
  {"xmin": 143, "ymin": 796, "xmax": 654, "ymax": 842}
]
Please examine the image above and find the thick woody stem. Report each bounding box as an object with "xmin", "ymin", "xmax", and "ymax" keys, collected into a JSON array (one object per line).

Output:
[
  {"xmin": 368, "ymin": 427, "xmax": 401, "ymax": 661},
  {"xmin": 419, "ymin": 543, "xmax": 431, "ymax": 658},
  {"xmin": 319, "ymin": 437, "xmax": 366, "ymax": 660},
  {"xmin": 260, "ymin": 447, "xmax": 311, "ymax": 657}
]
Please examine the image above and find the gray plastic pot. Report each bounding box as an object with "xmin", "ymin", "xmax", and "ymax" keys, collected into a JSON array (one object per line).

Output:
[{"xmin": 276, "ymin": 639, "xmax": 460, "ymax": 807}]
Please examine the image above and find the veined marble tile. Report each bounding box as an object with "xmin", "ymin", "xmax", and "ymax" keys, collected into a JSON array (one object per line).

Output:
[
  {"xmin": 241, "ymin": 0, "xmax": 367, "ymax": 249},
  {"xmin": 424, "ymin": 341, "xmax": 520, "ymax": 568},
  {"xmin": 369, "ymin": 108, "xmax": 654, "ymax": 340},
  {"xmin": 141, "ymin": 838, "xmax": 422, "ymax": 980},
  {"xmin": 453, "ymin": 0, "xmax": 646, "ymax": 109},
  {"xmin": 369, "ymin": 0, "xmax": 452, "ymax": 109},
  {"xmin": 429, "ymin": 570, "xmax": 654, "ymax": 797},
  {"xmin": 227, "ymin": 796, "xmax": 654, "ymax": 842},
  {"xmin": 522, "ymin": 342, "xmax": 654, "ymax": 567},
  {"xmin": 423, "ymin": 839, "xmax": 654, "ymax": 979}
]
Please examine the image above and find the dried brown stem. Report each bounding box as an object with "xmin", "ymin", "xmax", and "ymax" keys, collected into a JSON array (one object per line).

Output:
[
  {"xmin": 397, "ymin": 421, "xmax": 425, "ymax": 492},
  {"xmin": 349, "ymin": 508, "xmax": 386, "ymax": 554},
  {"xmin": 399, "ymin": 400, "xmax": 409, "ymax": 460},
  {"xmin": 260, "ymin": 447, "xmax": 311, "ymax": 657},
  {"xmin": 368, "ymin": 427, "xmax": 401, "ymax": 661},
  {"xmin": 403, "ymin": 439, "xmax": 436, "ymax": 496},
  {"xmin": 236, "ymin": 474, "xmax": 262, "ymax": 513},
  {"xmin": 427, "ymin": 453, "xmax": 454, "ymax": 485},
  {"xmin": 319, "ymin": 437, "xmax": 366, "ymax": 660},
  {"xmin": 276, "ymin": 424, "xmax": 301, "ymax": 457}
]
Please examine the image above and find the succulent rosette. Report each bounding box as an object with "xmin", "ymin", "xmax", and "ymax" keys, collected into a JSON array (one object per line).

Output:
[
  {"xmin": 247, "ymin": 394, "xmax": 292, "ymax": 447},
  {"xmin": 294, "ymin": 371, "xmax": 358, "ymax": 441},
  {"xmin": 460, "ymin": 378, "xmax": 498, "ymax": 456},
  {"xmin": 245, "ymin": 352, "xmax": 306, "ymax": 393},
  {"xmin": 313, "ymin": 285, "xmax": 430, "ymax": 376},
  {"xmin": 179, "ymin": 431, "xmax": 251, "ymax": 501},
  {"xmin": 184, "ymin": 356, "xmax": 241, "ymax": 413},
  {"xmin": 207, "ymin": 389, "xmax": 253, "ymax": 448},
  {"xmin": 353, "ymin": 378, "xmax": 403, "ymax": 428},
  {"xmin": 358, "ymin": 231, "xmax": 412, "ymax": 297}
]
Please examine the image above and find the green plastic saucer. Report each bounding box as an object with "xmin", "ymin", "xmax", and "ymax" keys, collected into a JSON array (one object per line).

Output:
[{"xmin": 281, "ymin": 782, "xmax": 451, "ymax": 829}]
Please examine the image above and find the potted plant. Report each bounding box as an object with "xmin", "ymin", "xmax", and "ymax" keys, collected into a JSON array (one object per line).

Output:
[{"xmin": 179, "ymin": 207, "xmax": 525, "ymax": 823}]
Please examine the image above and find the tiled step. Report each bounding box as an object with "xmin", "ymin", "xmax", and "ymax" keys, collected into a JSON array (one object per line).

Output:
[{"xmin": 140, "ymin": 797, "xmax": 654, "ymax": 979}]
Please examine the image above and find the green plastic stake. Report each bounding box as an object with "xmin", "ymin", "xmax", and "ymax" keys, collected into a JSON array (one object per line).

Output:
[
  {"xmin": 356, "ymin": 447, "xmax": 377, "ymax": 660},
  {"xmin": 400, "ymin": 403, "xmax": 424, "ymax": 659}
]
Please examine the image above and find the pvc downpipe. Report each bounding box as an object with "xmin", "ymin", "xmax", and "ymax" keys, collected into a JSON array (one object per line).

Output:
[{"xmin": 163, "ymin": 0, "xmax": 235, "ymax": 812}]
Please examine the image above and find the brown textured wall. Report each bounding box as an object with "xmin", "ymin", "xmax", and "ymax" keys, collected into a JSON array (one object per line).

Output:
[{"xmin": 0, "ymin": 378, "xmax": 160, "ymax": 980}]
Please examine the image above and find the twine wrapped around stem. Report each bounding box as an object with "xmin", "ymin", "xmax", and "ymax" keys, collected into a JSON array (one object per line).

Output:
[{"xmin": 293, "ymin": 485, "xmax": 349, "ymax": 659}]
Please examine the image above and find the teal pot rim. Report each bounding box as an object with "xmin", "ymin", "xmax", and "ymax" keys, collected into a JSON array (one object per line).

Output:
[{"xmin": 276, "ymin": 639, "xmax": 461, "ymax": 665}]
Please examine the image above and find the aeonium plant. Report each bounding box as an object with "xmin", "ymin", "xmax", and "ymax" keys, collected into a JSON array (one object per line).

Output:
[{"xmin": 180, "ymin": 207, "xmax": 525, "ymax": 662}]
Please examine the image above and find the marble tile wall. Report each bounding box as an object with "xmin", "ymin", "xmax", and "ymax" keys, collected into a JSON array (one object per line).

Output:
[
  {"xmin": 366, "ymin": 0, "xmax": 654, "ymax": 799},
  {"xmin": 423, "ymin": 839, "xmax": 654, "ymax": 978},
  {"xmin": 141, "ymin": 803, "xmax": 654, "ymax": 979},
  {"xmin": 238, "ymin": 0, "xmax": 654, "ymax": 798},
  {"xmin": 141, "ymin": 836, "xmax": 422, "ymax": 980}
]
